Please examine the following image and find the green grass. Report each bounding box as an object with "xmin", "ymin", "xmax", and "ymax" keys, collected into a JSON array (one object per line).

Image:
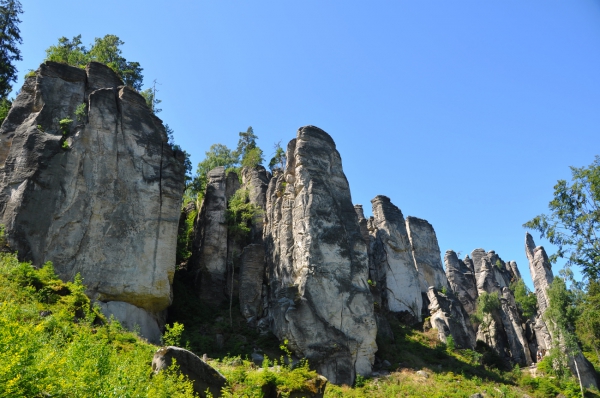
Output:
[{"xmin": 2, "ymin": 252, "xmax": 598, "ymax": 397}]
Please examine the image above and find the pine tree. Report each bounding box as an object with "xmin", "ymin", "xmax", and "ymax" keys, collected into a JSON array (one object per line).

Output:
[{"xmin": 0, "ymin": 0, "xmax": 23, "ymax": 99}]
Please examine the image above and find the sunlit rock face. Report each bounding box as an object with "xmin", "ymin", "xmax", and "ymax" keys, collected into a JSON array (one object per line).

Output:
[
  {"xmin": 368, "ymin": 195, "xmax": 423, "ymax": 320},
  {"xmin": 0, "ymin": 61, "xmax": 186, "ymax": 338},
  {"xmin": 263, "ymin": 125, "xmax": 377, "ymax": 386},
  {"xmin": 406, "ymin": 216, "xmax": 449, "ymax": 293},
  {"xmin": 525, "ymin": 233, "xmax": 598, "ymax": 389}
]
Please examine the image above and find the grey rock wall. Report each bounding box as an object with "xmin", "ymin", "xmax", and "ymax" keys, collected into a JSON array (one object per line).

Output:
[
  {"xmin": 427, "ymin": 287, "xmax": 475, "ymax": 349},
  {"xmin": 0, "ymin": 62, "xmax": 186, "ymax": 332},
  {"xmin": 369, "ymin": 195, "xmax": 422, "ymax": 319},
  {"xmin": 263, "ymin": 126, "xmax": 377, "ymax": 385},
  {"xmin": 445, "ymin": 250, "xmax": 478, "ymax": 316},
  {"xmin": 406, "ymin": 216, "xmax": 449, "ymax": 293}
]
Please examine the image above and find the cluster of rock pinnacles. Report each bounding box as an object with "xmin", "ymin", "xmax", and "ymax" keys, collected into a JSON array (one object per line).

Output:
[{"xmin": 0, "ymin": 62, "xmax": 596, "ymax": 388}]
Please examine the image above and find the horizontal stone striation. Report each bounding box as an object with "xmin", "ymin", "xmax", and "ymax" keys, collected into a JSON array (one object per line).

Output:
[
  {"xmin": 0, "ymin": 62, "xmax": 186, "ymax": 331},
  {"xmin": 263, "ymin": 126, "xmax": 377, "ymax": 386}
]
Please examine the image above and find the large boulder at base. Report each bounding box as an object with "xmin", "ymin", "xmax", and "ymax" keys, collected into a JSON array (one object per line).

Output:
[
  {"xmin": 369, "ymin": 195, "xmax": 422, "ymax": 320},
  {"xmin": 263, "ymin": 126, "xmax": 377, "ymax": 386},
  {"xmin": 98, "ymin": 301, "xmax": 162, "ymax": 344},
  {"xmin": 406, "ymin": 216, "xmax": 449, "ymax": 293},
  {"xmin": 152, "ymin": 346, "xmax": 227, "ymax": 398},
  {"xmin": 0, "ymin": 62, "xmax": 186, "ymax": 317}
]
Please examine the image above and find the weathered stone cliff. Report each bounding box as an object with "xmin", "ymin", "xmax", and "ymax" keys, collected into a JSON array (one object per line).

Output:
[
  {"xmin": 263, "ymin": 126, "xmax": 377, "ymax": 385},
  {"xmin": 368, "ymin": 195, "xmax": 423, "ymax": 320},
  {"xmin": 427, "ymin": 286, "xmax": 475, "ymax": 349},
  {"xmin": 525, "ymin": 233, "xmax": 598, "ymax": 388},
  {"xmin": 406, "ymin": 216, "xmax": 449, "ymax": 293},
  {"xmin": 445, "ymin": 250, "xmax": 478, "ymax": 316},
  {"xmin": 0, "ymin": 62, "xmax": 186, "ymax": 342}
]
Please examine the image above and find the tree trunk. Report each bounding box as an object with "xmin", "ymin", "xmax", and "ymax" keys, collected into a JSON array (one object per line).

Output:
[{"xmin": 572, "ymin": 355, "xmax": 584, "ymax": 398}]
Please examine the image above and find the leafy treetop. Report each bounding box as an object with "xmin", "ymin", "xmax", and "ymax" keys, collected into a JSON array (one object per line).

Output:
[
  {"xmin": 524, "ymin": 156, "xmax": 600, "ymax": 280},
  {"xmin": 45, "ymin": 34, "xmax": 144, "ymax": 90},
  {"xmin": 0, "ymin": 0, "xmax": 23, "ymax": 99}
]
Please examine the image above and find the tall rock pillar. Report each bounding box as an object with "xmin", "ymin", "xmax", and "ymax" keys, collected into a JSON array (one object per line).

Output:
[{"xmin": 263, "ymin": 126, "xmax": 377, "ymax": 386}]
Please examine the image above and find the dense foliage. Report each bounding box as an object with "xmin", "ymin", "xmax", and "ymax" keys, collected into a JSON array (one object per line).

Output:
[
  {"xmin": 525, "ymin": 156, "xmax": 600, "ymax": 280},
  {"xmin": 510, "ymin": 279, "xmax": 538, "ymax": 320},
  {"xmin": 0, "ymin": 252, "xmax": 197, "ymax": 397},
  {"xmin": 0, "ymin": 0, "xmax": 22, "ymax": 99},
  {"xmin": 45, "ymin": 34, "xmax": 144, "ymax": 90}
]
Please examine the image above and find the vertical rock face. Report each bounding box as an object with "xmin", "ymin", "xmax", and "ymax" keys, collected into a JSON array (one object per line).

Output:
[
  {"xmin": 369, "ymin": 195, "xmax": 422, "ymax": 319},
  {"xmin": 525, "ymin": 233, "xmax": 598, "ymax": 388},
  {"xmin": 406, "ymin": 216, "xmax": 448, "ymax": 293},
  {"xmin": 241, "ymin": 165, "xmax": 270, "ymax": 243},
  {"xmin": 263, "ymin": 126, "xmax": 377, "ymax": 386},
  {"xmin": 427, "ymin": 287, "xmax": 475, "ymax": 349},
  {"xmin": 190, "ymin": 167, "xmax": 230, "ymax": 303},
  {"xmin": 0, "ymin": 62, "xmax": 186, "ymax": 333},
  {"xmin": 445, "ymin": 250, "xmax": 478, "ymax": 316},
  {"xmin": 239, "ymin": 243, "xmax": 266, "ymax": 326}
]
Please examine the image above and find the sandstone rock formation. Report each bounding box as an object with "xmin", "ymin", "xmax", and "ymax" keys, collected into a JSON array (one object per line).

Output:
[
  {"xmin": 444, "ymin": 250, "xmax": 478, "ymax": 316},
  {"xmin": 152, "ymin": 346, "xmax": 227, "ymax": 398},
  {"xmin": 239, "ymin": 243, "xmax": 266, "ymax": 326},
  {"xmin": 0, "ymin": 62, "xmax": 186, "ymax": 336},
  {"xmin": 427, "ymin": 287, "xmax": 475, "ymax": 349},
  {"xmin": 525, "ymin": 233, "xmax": 598, "ymax": 388},
  {"xmin": 189, "ymin": 166, "xmax": 236, "ymax": 304},
  {"xmin": 263, "ymin": 126, "xmax": 377, "ymax": 385},
  {"xmin": 369, "ymin": 195, "xmax": 422, "ymax": 319},
  {"xmin": 406, "ymin": 216, "xmax": 449, "ymax": 293},
  {"xmin": 98, "ymin": 301, "xmax": 162, "ymax": 344},
  {"xmin": 241, "ymin": 165, "xmax": 270, "ymax": 243}
]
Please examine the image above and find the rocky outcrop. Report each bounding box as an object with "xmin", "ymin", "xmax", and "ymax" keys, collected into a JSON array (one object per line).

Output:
[
  {"xmin": 152, "ymin": 346, "xmax": 227, "ymax": 398},
  {"xmin": 239, "ymin": 243, "xmax": 266, "ymax": 326},
  {"xmin": 525, "ymin": 233, "xmax": 598, "ymax": 388},
  {"xmin": 406, "ymin": 216, "xmax": 449, "ymax": 293},
  {"xmin": 263, "ymin": 126, "xmax": 377, "ymax": 385},
  {"xmin": 445, "ymin": 250, "xmax": 478, "ymax": 316},
  {"xmin": 190, "ymin": 167, "xmax": 236, "ymax": 304},
  {"xmin": 427, "ymin": 287, "xmax": 475, "ymax": 349},
  {"xmin": 369, "ymin": 195, "xmax": 422, "ymax": 320},
  {"xmin": 498, "ymin": 287, "xmax": 533, "ymax": 365},
  {"xmin": 98, "ymin": 301, "xmax": 162, "ymax": 344},
  {"xmin": 241, "ymin": 165, "xmax": 269, "ymax": 243},
  {"xmin": 0, "ymin": 62, "xmax": 186, "ymax": 332}
]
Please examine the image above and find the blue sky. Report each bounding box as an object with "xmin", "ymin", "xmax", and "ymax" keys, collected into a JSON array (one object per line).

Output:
[{"xmin": 12, "ymin": 1, "xmax": 600, "ymax": 289}]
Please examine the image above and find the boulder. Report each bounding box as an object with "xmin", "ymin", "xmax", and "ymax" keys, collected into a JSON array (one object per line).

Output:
[
  {"xmin": 152, "ymin": 346, "xmax": 227, "ymax": 398},
  {"xmin": 0, "ymin": 62, "xmax": 186, "ymax": 317},
  {"xmin": 369, "ymin": 195, "xmax": 422, "ymax": 320},
  {"xmin": 263, "ymin": 126, "xmax": 377, "ymax": 385},
  {"xmin": 405, "ymin": 216, "xmax": 449, "ymax": 293}
]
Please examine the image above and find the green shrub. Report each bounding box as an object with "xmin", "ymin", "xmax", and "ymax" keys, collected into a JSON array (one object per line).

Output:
[
  {"xmin": 162, "ymin": 322, "xmax": 185, "ymax": 346},
  {"xmin": 75, "ymin": 103, "xmax": 86, "ymax": 122}
]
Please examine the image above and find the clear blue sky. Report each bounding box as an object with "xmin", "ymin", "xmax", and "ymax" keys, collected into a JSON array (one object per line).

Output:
[{"xmin": 12, "ymin": 1, "xmax": 600, "ymax": 289}]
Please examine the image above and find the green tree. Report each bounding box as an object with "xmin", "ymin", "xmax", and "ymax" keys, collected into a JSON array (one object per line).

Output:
[
  {"xmin": 471, "ymin": 292, "xmax": 500, "ymax": 342},
  {"xmin": 0, "ymin": 96, "xmax": 10, "ymax": 125},
  {"xmin": 44, "ymin": 35, "xmax": 88, "ymax": 68},
  {"xmin": 187, "ymin": 144, "xmax": 239, "ymax": 200},
  {"xmin": 575, "ymin": 279, "xmax": 600, "ymax": 364},
  {"xmin": 45, "ymin": 34, "xmax": 144, "ymax": 91},
  {"xmin": 510, "ymin": 279, "xmax": 538, "ymax": 320},
  {"xmin": 524, "ymin": 156, "xmax": 600, "ymax": 280},
  {"xmin": 235, "ymin": 126, "xmax": 263, "ymax": 167},
  {"xmin": 140, "ymin": 80, "xmax": 161, "ymax": 114},
  {"xmin": 268, "ymin": 141, "xmax": 286, "ymax": 172},
  {"xmin": 545, "ymin": 276, "xmax": 585, "ymax": 395},
  {"xmin": 0, "ymin": 0, "xmax": 23, "ymax": 99}
]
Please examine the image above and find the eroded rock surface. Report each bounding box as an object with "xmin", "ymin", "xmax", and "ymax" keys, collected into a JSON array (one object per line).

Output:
[
  {"xmin": 445, "ymin": 250, "xmax": 478, "ymax": 315},
  {"xmin": 406, "ymin": 216, "xmax": 449, "ymax": 293},
  {"xmin": 0, "ymin": 62, "xmax": 186, "ymax": 329},
  {"xmin": 263, "ymin": 126, "xmax": 377, "ymax": 385},
  {"xmin": 239, "ymin": 243, "xmax": 266, "ymax": 325},
  {"xmin": 369, "ymin": 195, "xmax": 422, "ymax": 319},
  {"xmin": 427, "ymin": 287, "xmax": 475, "ymax": 349}
]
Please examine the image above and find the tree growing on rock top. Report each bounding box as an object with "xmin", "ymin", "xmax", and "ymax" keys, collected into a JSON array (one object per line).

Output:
[{"xmin": 0, "ymin": 0, "xmax": 23, "ymax": 125}]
